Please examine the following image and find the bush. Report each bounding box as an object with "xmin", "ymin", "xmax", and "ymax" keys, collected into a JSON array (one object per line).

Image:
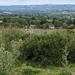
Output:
[
  {"xmin": 0, "ymin": 40, "xmax": 23, "ymax": 75},
  {"xmin": 19, "ymin": 31, "xmax": 75, "ymax": 66},
  {"xmin": 20, "ymin": 33, "xmax": 65, "ymax": 66},
  {"xmin": 1, "ymin": 29, "xmax": 29, "ymax": 51},
  {"xmin": 2, "ymin": 29, "xmax": 25, "ymax": 41},
  {"xmin": 1, "ymin": 29, "xmax": 75, "ymax": 67},
  {"xmin": 0, "ymin": 45, "xmax": 14, "ymax": 75}
]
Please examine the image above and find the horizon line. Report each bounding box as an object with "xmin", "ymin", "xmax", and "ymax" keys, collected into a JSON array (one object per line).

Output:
[{"xmin": 0, "ymin": 4, "xmax": 75, "ymax": 6}]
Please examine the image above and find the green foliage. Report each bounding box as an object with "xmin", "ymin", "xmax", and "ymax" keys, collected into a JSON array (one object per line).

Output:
[
  {"xmin": 2, "ymin": 29, "xmax": 24, "ymax": 41},
  {"xmin": 0, "ymin": 39, "xmax": 23, "ymax": 75},
  {"xmin": 19, "ymin": 31, "xmax": 75, "ymax": 66},
  {"xmin": 19, "ymin": 33, "xmax": 63, "ymax": 66},
  {"xmin": 1, "ymin": 29, "xmax": 29, "ymax": 51},
  {"xmin": 21, "ymin": 69, "xmax": 39, "ymax": 75},
  {"xmin": 13, "ymin": 63, "xmax": 40, "ymax": 75},
  {"xmin": 59, "ymin": 72, "xmax": 72, "ymax": 75},
  {"xmin": 1, "ymin": 14, "xmax": 75, "ymax": 29},
  {"xmin": 0, "ymin": 44, "xmax": 14, "ymax": 75},
  {"xmin": 1, "ymin": 29, "xmax": 75, "ymax": 67},
  {"xmin": 0, "ymin": 29, "xmax": 75, "ymax": 75}
]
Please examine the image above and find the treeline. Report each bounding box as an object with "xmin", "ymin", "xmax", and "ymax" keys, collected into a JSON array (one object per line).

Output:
[{"xmin": 0, "ymin": 14, "xmax": 75, "ymax": 29}]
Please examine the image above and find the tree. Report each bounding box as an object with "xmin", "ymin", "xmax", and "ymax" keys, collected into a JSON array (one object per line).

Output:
[{"xmin": 3, "ymin": 18, "xmax": 8, "ymax": 27}]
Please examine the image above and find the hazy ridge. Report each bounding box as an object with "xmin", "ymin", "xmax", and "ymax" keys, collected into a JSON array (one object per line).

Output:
[{"xmin": 0, "ymin": 4, "xmax": 75, "ymax": 14}]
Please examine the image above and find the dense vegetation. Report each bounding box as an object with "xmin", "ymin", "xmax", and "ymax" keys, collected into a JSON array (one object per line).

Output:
[
  {"xmin": 0, "ymin": 13, "xmax": 75, "ymax": 29},
  {"xmin": 0, "ymin": 28, "xmax": 75, "ymax": 75},
  {"xmin": 0, "ymin": 8, "xmax": 75, "ymax": 74}
]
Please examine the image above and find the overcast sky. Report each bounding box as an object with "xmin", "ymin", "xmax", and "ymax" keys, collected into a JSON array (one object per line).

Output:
[{"xmin": 0, "ymin": 0, "xmax": 75, "ymax": 5}]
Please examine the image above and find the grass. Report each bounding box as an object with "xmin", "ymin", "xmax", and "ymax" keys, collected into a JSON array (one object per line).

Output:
[
  {"xmin": 13, "ymin": 63, "xmax": 75, "ymax": 75},
  {"xmin": 0, "ymin": 27, "xmax": 67, "ymax": 34},
  {"xmin": 1, "ymin": 27, "xmax": 75, "ymax": 35}
]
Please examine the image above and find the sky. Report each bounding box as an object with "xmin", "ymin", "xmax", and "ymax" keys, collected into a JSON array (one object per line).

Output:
[{"xmin": 0, "ymin": 0, "xmax": 75, "ymax": 5}]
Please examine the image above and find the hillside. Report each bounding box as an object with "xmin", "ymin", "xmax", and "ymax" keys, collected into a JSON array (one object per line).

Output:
[{"xmin": 0, "ymin": 5, "xmax": 75, "ymax": 14}]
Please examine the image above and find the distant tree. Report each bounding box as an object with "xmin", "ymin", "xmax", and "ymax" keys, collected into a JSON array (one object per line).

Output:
[
  {"xmin": 67, "ymin": 19, "xmax": 73, "ymax": 25},
  {"xmin": 40, "ymin": 18, "xmax": 47, "ymax": 25},
  {"xmin": 3, "ymin": 18, "xmax": 7, "ymax": 23},
  {"xmin": 73, "ymin": 19, "xmax": 75, "ymax": 26}
]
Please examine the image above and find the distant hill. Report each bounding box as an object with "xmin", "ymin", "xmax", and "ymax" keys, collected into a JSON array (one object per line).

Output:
[{"xmin": 0, "ymin": 5, "xmax": 75, "ymax": 14}]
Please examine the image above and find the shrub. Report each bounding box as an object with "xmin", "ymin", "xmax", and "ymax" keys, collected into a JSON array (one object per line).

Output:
[
  {"xmin": 1, "ymin": 29, "xmax": 75, "ymax": 67},
  {"xmin": 0, "ymin": 44, "xmax": 15, "ymax": 75},
  {"xmin": 20, "ymin": 33, "xmax": 64, "ymax": 66},
  {"xmin": 19, "ymin": 31, "xmax": 75, "ymax": 66},
  {"xmin": 0, "ymin": 40, "xmax": 23, "ymax": 75},
  {"xmin": 1, "ymin": 29, "xmax": 29, "ymax": 51}
]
